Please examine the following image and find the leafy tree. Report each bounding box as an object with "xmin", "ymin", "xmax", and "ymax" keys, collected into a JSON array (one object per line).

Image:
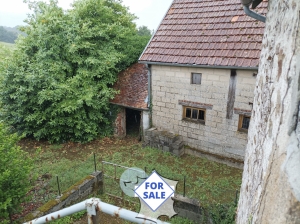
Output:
[
  {"xmin": 0, "ymin": 0, "xmax": 150, "ymax": 143},
  {"xmin": 137, "ymin": 25, "xmax": 152, "ymax": 36},
  {"xmin": 0, "ymin": 42, "xmax": 14, "ymax": 60},
  {"xmin": 0, "ymin": 123, "xmax": 33, "ymax": 223}
]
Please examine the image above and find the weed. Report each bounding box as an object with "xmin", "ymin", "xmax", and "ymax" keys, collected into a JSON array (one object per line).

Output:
[{"xmin": 21, "ymin": 137, "xmax": 242, "ymax": 223}]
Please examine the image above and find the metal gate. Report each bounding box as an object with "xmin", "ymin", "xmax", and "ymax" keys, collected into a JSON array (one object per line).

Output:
[{"xmin": 101, "ymin": 161, "xmax": 147, "ymax": 206}]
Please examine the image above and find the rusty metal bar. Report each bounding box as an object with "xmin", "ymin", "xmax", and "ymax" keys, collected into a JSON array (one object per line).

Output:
[
  {"xmin": 93, "ymin": 153, "xmax": 96, "ymax": 172},
  {"xmin": 102, "ymin": 161, "xmax": 105, "ymax": 194},
  {"xmin": 183, "ymin": 176, "xmax": 186, "ymax": 197},
  {"xmin": 24, "ymin": 198, "xmax": 170, "ymax": 224},
  {"xmin": 103, "ymin": 174, "xmax": 120, "ymax": 180},
  {"xmin": 56, "ymin": 175, "xmax": 61, "ymax": 196},
  {"xmin": 106, "ymin": 193, "xmax": 138, "ymax": 205}
]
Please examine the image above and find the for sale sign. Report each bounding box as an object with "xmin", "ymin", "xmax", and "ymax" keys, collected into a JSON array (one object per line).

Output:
[{"xmin": 134, "ymin": 171, "xmax": 175, "ymax": 211}]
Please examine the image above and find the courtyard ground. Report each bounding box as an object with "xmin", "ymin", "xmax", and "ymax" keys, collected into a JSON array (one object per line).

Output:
[{"xmin": 17, "ymin": 136, "xmax": 242, "ymax": 223}]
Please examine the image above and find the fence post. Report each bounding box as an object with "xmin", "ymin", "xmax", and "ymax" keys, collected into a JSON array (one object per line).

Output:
[
  {"xmin": 56, "ymin": 175, "xmax": 61, "ymax": 196},
  {"xmin": 235, "ymin": 189, "xmax": 239, "ymax": 206},
  {"xmin": 102, "ymin": 161, "xmax": 105, "ymax": 194},
  {"xmin": 94, "ymin": 153, "xmax": 97, "ymax": 172},
  {"xmin": 183, "ymin": 176, "xmax": 186, "ymax": 197}
]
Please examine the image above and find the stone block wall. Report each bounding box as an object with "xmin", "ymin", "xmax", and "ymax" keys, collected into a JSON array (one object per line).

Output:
[
  {"xmin": 151, "ymin": 65, "xmax": 257, "ymax": 161},
  {"xmin": 24, "ymin": 172, "xmax": 103, "ymax": 222},
  {"xmin": 23, "ymin": 170, "xmax": 217, "ymax": 223},
  {"xmin": 143, "ymin": 128, "xmax": 184, "ymax": 156},
  {"xmin": 173, "ymin": 194, "xmax": 203, "ymax": 223}
]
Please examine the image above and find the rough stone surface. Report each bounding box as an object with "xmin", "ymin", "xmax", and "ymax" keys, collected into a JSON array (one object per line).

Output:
[
  {"xmin": 173, "ymin": 194, "xmax": 203, "ymax": 224},
  {"xmin": 150, "ymin": 65, "xmax": 256, "ymax": 161},
  {"xmin": 24, "ymin": 172, "xmax": 103, "ymax": 222},
  {"xmin": 237, "ymin": 0, "xmax": 300, "ymax": 222},
  {"xmin": 143, "ymin": 128, "xmax": 185, "ymax": 156}
]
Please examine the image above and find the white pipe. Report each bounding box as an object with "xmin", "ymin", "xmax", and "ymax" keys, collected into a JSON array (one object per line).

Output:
[
  {"xmin": 24, "ymin": 198, "xmax": 170, "ymax": 224},
  {"xmin": 98, "ymin": 200, "xmax": 169, "ymax": 224},
  {"xmin": 24, "ymin": 201, "xmax": 86, "ymax": 224}
]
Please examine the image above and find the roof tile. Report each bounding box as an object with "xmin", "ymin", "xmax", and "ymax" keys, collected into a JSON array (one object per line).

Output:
[
  {"xmin": 111, "ymin": 63, "xmax": 148, "ymax": 109},
  {"xmin": 140, "ymin": 0, "xmax": 267, "ymax": 68}
]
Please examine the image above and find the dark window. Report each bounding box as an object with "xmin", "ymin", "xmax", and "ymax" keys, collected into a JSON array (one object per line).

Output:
[
  {"xmin": 186, "ymin": 108, "xmax": 191, "ymax": 118},
  {"xmin": 238, "ymin": 115, "xmax": 251, "ymax": 132},
  {"xmin": 192, "ymin": 109, "xmax": 198, "ymax": 119},
  {"xmin": 198, "ymin": 110, "xmax": 205, "ymax": 120},
  {"xmin": 183, "ymin": 107, "xmax": 205, "ymax": 123},
  {"xmin": 242, "ymin": 116, "xmax": 250, "ymax": 129},
  {"xmin": 191, "ymin": 73, "xmax": 202, "ymax": 84}
]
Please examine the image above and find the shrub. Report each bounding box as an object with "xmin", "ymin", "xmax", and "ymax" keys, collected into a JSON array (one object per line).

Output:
[
  {"xmin": 0, "ymin": 123, "xmax": 34, "ymax": 222},
  {"xmin": 0, "ymin": 0, "xmax": 149, "ymax": 143}
]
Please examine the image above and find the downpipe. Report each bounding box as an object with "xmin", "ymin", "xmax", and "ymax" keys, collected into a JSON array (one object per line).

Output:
[{"xmin": 243, "ymin": 5, "xmax": 266, "ymax": 23}]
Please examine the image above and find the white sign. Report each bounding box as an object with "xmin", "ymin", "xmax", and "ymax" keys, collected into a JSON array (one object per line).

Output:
[{"xmin": 135, "ymin": 171, "xmax": 174, "ymax": 212}]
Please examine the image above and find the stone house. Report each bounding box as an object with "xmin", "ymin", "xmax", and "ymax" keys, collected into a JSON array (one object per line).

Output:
[{"xmin": 138, "ymin": 0, "xmax": 268, "ymax": 167}]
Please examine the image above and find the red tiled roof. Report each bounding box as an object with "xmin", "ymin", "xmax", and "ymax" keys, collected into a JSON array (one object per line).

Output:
[
  {"xmin": 111, "ymin": 63, "xmax": 148, "ymax": 110},
  {"xmin": 139, "ymin": 0, "xmax": 268, "ymax": 68}
]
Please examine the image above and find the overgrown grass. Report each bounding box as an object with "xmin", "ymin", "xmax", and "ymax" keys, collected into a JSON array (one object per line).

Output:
[{"xmin": 22, "ymin": 137, "xmax": 242, "ymax": 223}]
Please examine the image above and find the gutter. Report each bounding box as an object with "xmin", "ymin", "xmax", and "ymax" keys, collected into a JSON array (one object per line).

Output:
[
  {"xmin": 240, "ymin": 0, "xmax": 266, "ymax": 23},
  {"xmin": 138, "ymin": 61, "xmax": 259, "ymax": 71}
]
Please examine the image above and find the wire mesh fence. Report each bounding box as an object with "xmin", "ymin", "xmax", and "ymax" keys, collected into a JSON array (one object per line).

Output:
[
  {"xmin": 30, "ymin": 153, "xmax": 97, "ymax": 203},
  {"xmin": 101, "ymin": 161, "xmax": 240, "ymax": 223},
  {"xmin": 29, "ymin": 154, "xmax": 239, "ymax": 223}
]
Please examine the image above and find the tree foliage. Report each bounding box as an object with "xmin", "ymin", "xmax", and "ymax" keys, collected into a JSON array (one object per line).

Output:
[
  {"xmin": 0, "ymin": 0, "xmax": 150, "ymax": 143},
  {"xmin": 0, "ymin": 123, "xmax": 33, "ymax": 222},
  {"xmin": 0, "ymin": 42, "xmax": 14, "ymax": 60},
  {"xmin": 137, "ymin": 25, "xmax": 152, "ymax": 37}
]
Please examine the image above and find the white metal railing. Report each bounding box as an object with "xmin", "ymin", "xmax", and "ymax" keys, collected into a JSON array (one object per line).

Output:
[{"xmin": 24, "ymin": 198, "xmax": 170, "ymax": 224}]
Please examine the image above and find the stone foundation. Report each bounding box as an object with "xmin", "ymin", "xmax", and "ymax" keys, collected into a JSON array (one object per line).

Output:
[
  {"xmin": 144, "ymin": 128, "xmax": 243, "ymax": 168},
  {"xmin": 173, "ymin": 194, "xmax": 203, "ymax": 223},
  {"xmin": 143, "ymin": 128, "xmax": 185, "ymax": 156}
]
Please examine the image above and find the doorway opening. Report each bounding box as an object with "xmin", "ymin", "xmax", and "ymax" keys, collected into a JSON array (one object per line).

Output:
[{"xmin": 126, "ymin": 108, "xmax": 141, "ymax": 138}]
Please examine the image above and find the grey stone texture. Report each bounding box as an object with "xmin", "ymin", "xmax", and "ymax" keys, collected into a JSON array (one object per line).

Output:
[
  {"xmin": 143, "ymin": 128, "xmax": 185, "ymax": 156},
  {"xmin": 173, "ymin": 194, "xmax": 203, "ymax": 223},
  {"xmin": 24, "ymin": 172, "xmax": 103, "ymax": 222},
  {"xmin": 150, "ymin": 65, "xmax": 257, "ymax": 162}
]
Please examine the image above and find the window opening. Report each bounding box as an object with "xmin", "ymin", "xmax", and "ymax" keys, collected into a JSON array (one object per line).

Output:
[
  {"xmin": 183, "ymin": 107, "xmax": 205, "ymax": 124},
  {"xmin": 191, "ymin": 73, "xmax": 202, "ymax": 84}
]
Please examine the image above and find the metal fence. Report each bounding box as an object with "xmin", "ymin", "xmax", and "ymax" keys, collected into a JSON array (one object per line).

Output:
[{"xmin": 30, "ymin": 153, "xmax": 98, "ymax": 204}]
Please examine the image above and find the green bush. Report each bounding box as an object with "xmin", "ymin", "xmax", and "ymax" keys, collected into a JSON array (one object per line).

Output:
[
  {"xmin": 0, "ymin": 123, "xmax": 34, "ymax": 222},
  {"xmin": 206, "ymin": 202, "xmax": 237, "ymax": 224},
  {"xmin": 0, "ymin": 0, "xmax": 149, "ymax": 143}
]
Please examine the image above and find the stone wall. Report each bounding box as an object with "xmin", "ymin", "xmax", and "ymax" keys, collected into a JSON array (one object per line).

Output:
[
  {"xmin": 114, "ymin": 107, "xmax": 126, "ymax": 138},
  {"xmin": 173, "ymin": 194, "xmax": 203, "ymax": 223},
  {"xmin": 151, "ymin": 65, "xmax": 257, "ymax": 161},
  {"xmin": 24, "ymin": 172, "xmax": 103, "ymax": 222},
  {"xmin": 24, "ymin": 170, "xmax": 206, "ymax": 223},
  {"xmin": 143, "ymin": 128, "xmax": 184, "ymax": 156}
]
